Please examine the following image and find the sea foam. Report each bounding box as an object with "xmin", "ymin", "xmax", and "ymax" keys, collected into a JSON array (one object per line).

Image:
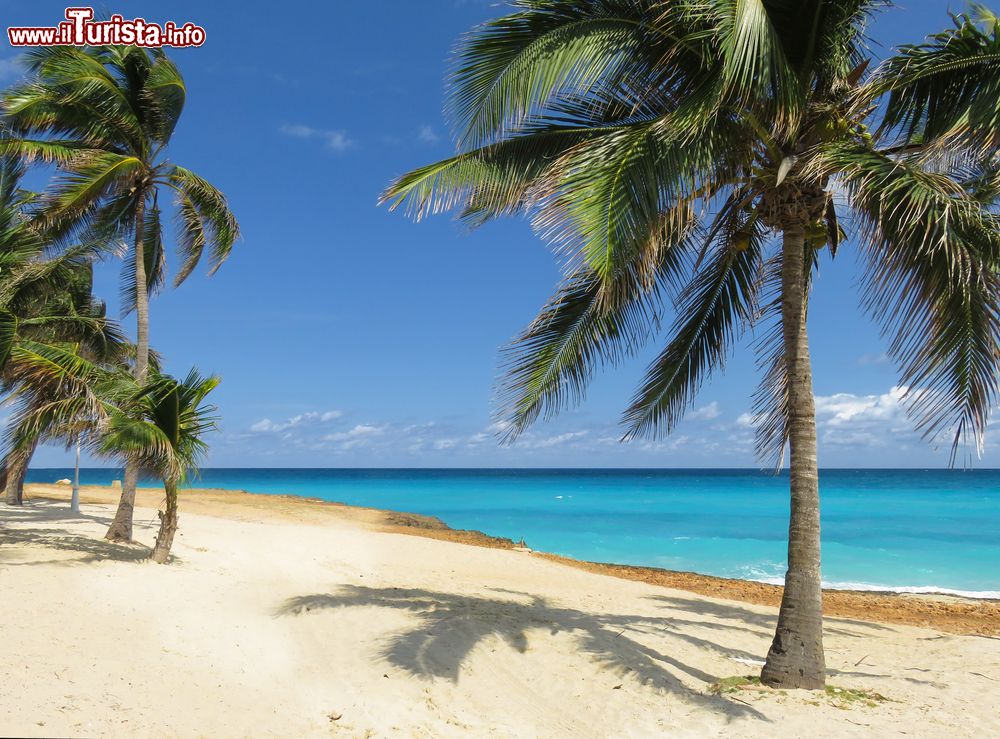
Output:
[{"xmin": 753, "ymin": 577, "xmax": 1000, "ymax": 600}]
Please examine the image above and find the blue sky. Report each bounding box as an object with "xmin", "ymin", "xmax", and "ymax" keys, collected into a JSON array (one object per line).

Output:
[{"xmin": 5, "ymin": 0, "xmax": 998, "ymax": 468}]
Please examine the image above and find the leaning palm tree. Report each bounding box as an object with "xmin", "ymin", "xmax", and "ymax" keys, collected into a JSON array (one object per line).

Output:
[
  {"xmin": 96, "ymin": 370, "xmax": 219, "ymax": 563},
  {"xmin": 0, "ymin": 45, "xmax": 239, "ymax": 539},
  {"xmin": 382, "ymin": 2, "xmax": 1000, "ymax": 688},
  {"xmin": 0, "ymin": 154, "xmax": 125, "ymax": 504},
  {"xmin": 1, "ymin": 341, "xmax": 125, "ymax": 505},
  {"xmin": 0, "ymin": 281, "xmax": 126, "ymax": 506}
]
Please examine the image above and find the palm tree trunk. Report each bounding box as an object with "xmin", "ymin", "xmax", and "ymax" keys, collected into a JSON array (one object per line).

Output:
[
  {"xmin": 106, "ymin": 193, "xmax": 150, "ymax": 542},
  {"xmin": 4, "ymin": 461, "xmax": 23, "ymax": 504},
  {"xmin": 760, "ymin": 224, "xmax": 826, "ymax": 690},
  {"xmin": 150, "ymin": 481, "xmax": 178, "ymax": 564},
  {"xmin": 4, "ymin": 436, "xmax": 40, "ymax": 506}
]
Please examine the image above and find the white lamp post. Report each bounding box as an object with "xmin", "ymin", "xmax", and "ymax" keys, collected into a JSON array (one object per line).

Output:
[{"xmin": 70, "ymin": 439, "xmax": 80, "ymax": 514}]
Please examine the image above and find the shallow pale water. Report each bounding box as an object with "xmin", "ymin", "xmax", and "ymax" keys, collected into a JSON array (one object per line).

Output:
[{"xmin": 26, "ymin": 468, "xmax": 1000, "ymax": 597}]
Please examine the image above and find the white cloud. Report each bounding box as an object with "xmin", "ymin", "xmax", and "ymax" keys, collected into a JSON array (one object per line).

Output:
[
  {"xmin": 856, "ymin": 352, "xmax": 889, "ymax": 366},
  {"xmin": 531, "ymin": 430, "xmax": 588, "ymax": 449},
  {"xmin": 279, "ymin": 123, "xmax": 353, "ymax": 152},
  {"xmin": 815, "ymin": 386, "xmax": 907, "ymax": 427},
  {"xmin": 812, "ymin": 386, "xmax": 921, "ymax": 449},
  {"xmin": 324, "ymin": 424, "xmax": 385, "ymax": 442},
  {"xmin": 249, "ymin": 410, "xmax": 342, "ymax": 433},
  {"xmin": 725, "ymin": 387, "xmax": 926, "ymax": 458},
  {"xmin": 417, "ymin": 124, "xmax": 440, "ymax": 143},
  {"xmin": 688, "ymin": 401, "xmax": 721, "ymax": 421},
  {"xmin": 324, "ymin": 424, "xmax": 387, "ymax": 451}
]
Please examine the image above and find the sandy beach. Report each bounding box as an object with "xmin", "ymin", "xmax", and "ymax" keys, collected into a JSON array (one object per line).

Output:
[{"xmin": 2, "ymin": 484, "xmax": 999, "ymax": 738}]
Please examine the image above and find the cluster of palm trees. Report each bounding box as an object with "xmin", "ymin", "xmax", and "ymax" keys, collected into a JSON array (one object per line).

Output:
[
  {"xmin": 383, "ymin": 1, "xmax": 1000, "ymax": 690},
  {"xmin": 0, "ymin": 44, "xmax": 238, "ymax": 564}
]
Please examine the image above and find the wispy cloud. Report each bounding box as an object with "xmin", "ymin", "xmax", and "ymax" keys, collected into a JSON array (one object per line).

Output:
[
  {"xmin": 323, "ymin": 424, "xmax": 386, "ymax": 450},
  {"xmin": 856, "ymin": 352, "xmax": 890, "ymax": 366},
  {"xmin": 217, "ymin": 385, "xmax": 986, "ymax": 466},
  {"xmin": 688, "ymin": 401, "xmax": 721, "ymax": 421},
  {"xmin": 528, "ymin": 430, "xmax": 589, "ymax": 449},
  {"xmin": 279, "ymin": 123, "xmax": 353, "ymax": 152},
  {"xmin": 249, "ymin": 410, "xmax": 343, "ymax": 434},
  {"xmin": 417, "ymin": 124, "xmax": 440, "ymax": 144}
]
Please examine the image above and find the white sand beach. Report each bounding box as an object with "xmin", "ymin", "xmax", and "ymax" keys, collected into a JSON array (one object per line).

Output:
[{"xmin": 2, "ymin": 487, "xmax": 999, "ymax": 738}]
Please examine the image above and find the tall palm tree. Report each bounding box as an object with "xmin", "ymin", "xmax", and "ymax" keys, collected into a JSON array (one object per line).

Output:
[
  {"xmin": 382, "ymin": 2, "xmax": 1000, "ymax": 689},
  {"xmin": 0, "ymin": 45, "xmax": 239, "ymax": 539},
  {"xmin": 0, "ymin": 154, "xmax": 125, "ymax": 504},
  {"xmin": 96, "ymin": 370, "xmax": 219, "ymax": 563}
]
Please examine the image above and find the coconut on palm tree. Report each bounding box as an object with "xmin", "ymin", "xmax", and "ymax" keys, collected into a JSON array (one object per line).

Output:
[
  {"xmin": 382, "ymin": 2, "xmax": 1000, "ymax": 688},
  {"xmin": 0, "ymin": 45, "xmax": 239, "ymax": 539},
  {"xmin": 97, "ymin": 370, "xmax": 219, "ymax": 563}
]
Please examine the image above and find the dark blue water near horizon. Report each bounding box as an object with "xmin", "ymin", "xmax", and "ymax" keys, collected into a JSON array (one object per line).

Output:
[{"xmin": 23, "ymin": 467, "xmax": 1000, "ymax": 597}]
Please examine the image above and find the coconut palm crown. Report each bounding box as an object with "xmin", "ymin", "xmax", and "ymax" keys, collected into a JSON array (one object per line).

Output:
[
  {"xmin": 382, "ymin": 1, "xmax": 1000, "ymax": 689},
  {"xmin": 0, "ymin": 44, "xmax": 239, "ymax": 539}
]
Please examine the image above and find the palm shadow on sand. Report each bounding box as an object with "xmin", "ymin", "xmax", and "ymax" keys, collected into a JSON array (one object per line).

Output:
[
  {"xmin": 0, "ymin": 500, "xmax": 153, "ymax": 565},
  {"xmin": 276, "ymin": 585, "xmax": 769, "ymax": 722}
]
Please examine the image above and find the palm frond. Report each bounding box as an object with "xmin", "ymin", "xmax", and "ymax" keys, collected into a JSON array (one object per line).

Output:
[
  {"xmin": 817, "ymin": 142, "xmax": 1000, "ymax": 460},
  {"xmin": 448, "ymin": 0, "xmax": 665, "ymax": 147},
  {"xmin": 530, "ymin": 110, "xmax": 748, "ymax": 282},
  {"xmin": 167, "ymin": 166, "xmax": 239, "ymax": 281},
  {"xmin": 622, "ymin": 212, "xmax": 768, "ymax": 439},
  {"xmin": 706, "ymin": 0, "xmax": 804, "ymax": 129},
  {"xmin": 870, "ymin": 10, "xmax": 1000, "ymax": 155},
  {"xmin": 37, "ymin": 150, "xmax": 143, "ymax": 230},
  {"xmin": 498, "ymin": 202, "xmax": 698, "ymax": 438},
  {"xmin": 144, "ymin": 51, "xmax": 186, "ymax": 144},
  {"xmin": 380, "ymin": 124, "xmax": 629, "ymax": 222}
]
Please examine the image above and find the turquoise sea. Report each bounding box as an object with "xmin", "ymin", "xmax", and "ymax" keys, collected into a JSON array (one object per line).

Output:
[{"xmin": 25, "ymin": 468, "xmax": 1000, "ymax": 598}]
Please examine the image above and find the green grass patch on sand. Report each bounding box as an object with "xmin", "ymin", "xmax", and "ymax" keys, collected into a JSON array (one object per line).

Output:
[
  {"xmin": 709, "ymin": 675, "xmax": 763, "ymax": 694},
  {"xmin": 709, "ymin": 676, "xmax": 891, "ymax": 709},
  {"xmin": 822, "ymin": 685, "xmax": 891, "ymax": 710}
]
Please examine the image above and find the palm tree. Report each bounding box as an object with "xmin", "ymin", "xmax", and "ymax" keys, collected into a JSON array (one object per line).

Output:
[
  {"xmin": 0, "ymin": 154, "xmax": 125, "ymax": 504},
  {"xmin": 0, "ymin": 45, "xmax": 239, "ymax": 539},
  {"xmin": 382, "ymin": 2, "xmax": 1000, "ymax": 689},
  {"xmin": 1, "ymin": 341, "xmax": 122, "ymax": 505},
  {"xmin": 96, "ymin": 370, "xmax": 219, "ymax": 563}
]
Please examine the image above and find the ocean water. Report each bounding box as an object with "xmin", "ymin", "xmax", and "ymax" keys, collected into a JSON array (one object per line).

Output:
[{"xmin": 24, "ymin": 468, "xmax": 1000, "ymax": 598}]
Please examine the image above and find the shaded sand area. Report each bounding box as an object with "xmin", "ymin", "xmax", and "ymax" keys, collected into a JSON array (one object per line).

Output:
[{"xmin": 1, "ymin": 484, "xmax": 998, "ymax": 737}]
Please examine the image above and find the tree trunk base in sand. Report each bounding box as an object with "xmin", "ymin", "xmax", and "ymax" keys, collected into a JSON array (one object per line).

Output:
[
  {"xmin": 105, "ymin": 464, "xmax": 139, "ymax": 542},
  {"xmin": 761, "ymin": 571, "xmax": 826, "ymax": 690},
  {"xmin": 150, "ymin": 485, "xmax": 178, "ymax": 564},
  {"xmin": 150, "ymin": 511, "xmax": 177, "ymax": 564}
]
